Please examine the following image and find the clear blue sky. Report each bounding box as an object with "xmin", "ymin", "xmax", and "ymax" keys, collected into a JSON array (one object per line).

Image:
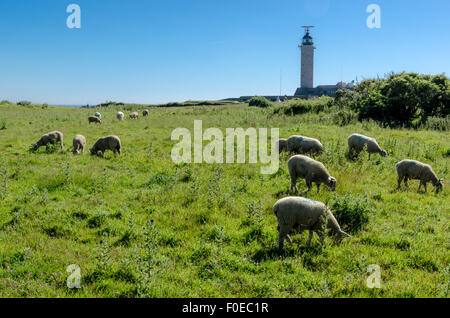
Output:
[{"xmin": 1, "ymin": 0, "xmax": 449, "ymax": 105}]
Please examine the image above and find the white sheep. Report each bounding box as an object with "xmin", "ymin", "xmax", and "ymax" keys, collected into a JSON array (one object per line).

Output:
[
  {"xmin": 72, "ymin": 134, "xmax": 86, "ymax": 155},
  {"xmin": 32, "ymin": 131, "xmax": 64, "ymax": 151},
  {"xmin": 95, "ymin": 112, "xmax": 101, "ymax": 119},
  {"xmin": 116, "ymin": 111, "xmax": 125, "ymax": 121},
  {"xmin": 273, "ymin": 196, "xmax": 350, "ymax": 249},
  {"xmin": 129, "ymin": 112, "xmax": 139, "ymax": 119},
  {"xmin": 288, "ymin": 155, "xmax": 337, "ymax": 193},
  {"xmin": 396, "ymin": 159, "xmax": 444, "ymax": 193},
  {"xmin": 348, "ymin": 133, "xmax": 387, "ymax": 160},
  {"xmin": 287, "ymin": 135, "xmax": 323, "ymax": 156},
  {"xmin": 142, "ymin": 109, "xmax": 149, "ymax": 117},
  {"xmin": 90, "ymin": 135, "xmax": 122, "ymax": 157}
]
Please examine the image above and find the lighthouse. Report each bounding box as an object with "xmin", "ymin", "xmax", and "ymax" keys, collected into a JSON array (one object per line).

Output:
[{"xmin": 300, "ymin": 26, "xmax": 315, "ymax": 89}]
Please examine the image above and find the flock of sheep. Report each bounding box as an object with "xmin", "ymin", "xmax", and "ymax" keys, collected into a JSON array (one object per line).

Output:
[
  {"xmin": 274, "ymin": 133, "xmax": 444, "ymax": 250},
  {"xmin": 29, "ymin": 109, "xmax": 445, "ymax": 250},
  {"xmin": 31, "ymin": 110, "xmax": 148, "ymax": 156}
]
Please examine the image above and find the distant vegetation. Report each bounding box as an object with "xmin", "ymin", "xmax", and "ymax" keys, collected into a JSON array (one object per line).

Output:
[
  {"xmin": 272, "ymin": 72, "xmax": 450, "ymax": 131},
  {"xmin": 248, "ymin": 96, "xmax": 273, "ymax": 108}
]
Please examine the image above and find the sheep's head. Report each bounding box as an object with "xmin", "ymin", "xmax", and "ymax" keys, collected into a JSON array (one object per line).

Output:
[
  {"xmin": 436, "ymin": 179, "xmax": 444, "ymax": 194},
  {"xmin": 31, "ymin": 143, "xmax": 39, "ymax": 151},
  {"xmin": 327, "ymin": 177, "xmax": 337, "ymax": 191},
  {"xmin": 380, "ymin": 150, "xmax": 388, "ymax": 157},
  {"xmin": 89, "ymin": 148, "xmax": 96, "ymax": 155}
]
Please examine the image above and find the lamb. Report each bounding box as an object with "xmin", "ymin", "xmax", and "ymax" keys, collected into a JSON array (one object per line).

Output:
[
  {"xmin": 32, "ymin": 131, "xmax": 64, "ymax": 151},
  {"xmin": 142, "ymin": 109, "xmax": 149, "ymax": 117},
  {"xmin": 287, "ymin": 135, "xmax": 323, "ymax": 156},
  {"xmin": 90, "ymin": 135, "xmax": 122, "ymax": 157},
  {"xmin": 348, "ymin": 133, "xmax": 387, "ymax": 160},
  {"xmin": 72, "ymin": 134, "xmax": 86, "ymax": 155},
  {"xmin": 95, "ymin": 112, "xmax": 101, "ymax": 119},
  {"xmin": 396, "ymin": 159, "xmax": 444, "ymax": 193},
  {"xmin": 116, "ymin": 111, "xmax": 125, "ymax": 120},
  {"xmin": 288, "ymin": 155, "xmax": 337, "ymax": 193},
  {"xmin": 276, "ymin": 138, "xmax": 289, "ymax": 153},
  {"xmin": 129, "ymin": 112, "xmax": 139, "ymax": 119},
  {"xmin": 88, "ymin": 116, "xmax": 102, "ymax": 124},
  {"xmin": 273, "ymin": 197, "xmax": 350, "ymax": 249}
]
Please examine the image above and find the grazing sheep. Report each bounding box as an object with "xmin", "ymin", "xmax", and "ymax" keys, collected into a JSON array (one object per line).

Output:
[
  {"xmin": 116, "ymin": 111, "xmax": 125, "ymax": 121},
  {"xmin": 72, "ymin": 134, "xmax": 86, "ymax": 155},
  {"xmin": 287, "ymin": 135, "xmax": 323, "ymax": 156},
  {"xmin": 396, "ymin": 159, "xmax": 444, "ymax": 193},
  {"xmin": 90, "ymin": 135, "xmax": 121, "ymax": 157},
  {"xmin": 348, "ymin": 133, "xmax": 387, "ymax": 160},
  {"xmin": 276, "ymin": 138, "xmax": 289, "ymax": 153},
  {"xmin": 288, "ymin": 155, "xmax": 337, "ymax": 193},
  {"xmin": 32, "ymin": 131, "xmax": 64, "ymax": 151},
  {"xmin": 129, "ymin": 112, "xmax": 139, "ymax": 119},
  {"xmin": 95, "ymin": 112, "xmax": 101, "ymax": 119},
  {"xmin": 88, "ymin": 116, "xmax": 102, "ymax": 124},
  {"xmin": 142, "ymin": 109, "xmax": 149, "ymax": 117},
  {"xmin": 274, "ymin": 197, "xmax": 350, "ymax": 249}
]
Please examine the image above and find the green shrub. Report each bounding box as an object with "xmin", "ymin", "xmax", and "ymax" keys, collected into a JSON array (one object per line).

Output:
[
  {"xmin": 330, "ymin": 192, "xmax": 373, "ymax": 233},
  {"xmin": 418, "ymin": 116, "xmax": 450, "ymax": 131},
  {"xmin": 332, "ymin": 109, "xmax": 358, "ymax": 126},
  {"xmin": 17, "ymin": 101, "xmax": 32, "ymax": 106},
  {"xmin": 248, "ymin": 96, "xmax": 272, "ymax": 108}
]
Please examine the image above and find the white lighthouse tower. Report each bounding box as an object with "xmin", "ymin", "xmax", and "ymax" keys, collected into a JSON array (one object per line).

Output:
[{"xmin": 299, "ymin": 26, "xmax": 315, "ymax": 89}]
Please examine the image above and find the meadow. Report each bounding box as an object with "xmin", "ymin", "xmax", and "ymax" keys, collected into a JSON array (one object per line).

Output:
[{"xmin": 0, "ymin": 102, "xmax": 448, "ymax": 297}]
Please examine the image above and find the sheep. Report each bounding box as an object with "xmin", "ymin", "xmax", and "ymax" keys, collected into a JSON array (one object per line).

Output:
[
  {"xmin": 142, "ymin": 109, "xmax": 149, "ymax": 117},
  {"xmin": 396, "ymin": 159, "xmax": 444, "ymax": 193},
  {"xmin": 116, "ymin": 111, "xmax": 125, "ymax": 120},
  {"xmin": 276, "ymin": 138, "xmax": 289, "ymax": 153},
  {"xmin": 72, "ymin": 134, "xmax": 86, "ymax": 155},
  {"xmin": 273, "ymin": 196, "xmax": 350, "ymax": 249},
  {"xmin": 90, "ymin": 135, "xmax": 121, "ymax": 157},
  {"xmin": 348, "ymin": 133, "xmax": 387, "ymax": 160},
  {"xmin": 287, "ymin": 135, "xmax": 323, "ymax": 156},
  {"xmin": 95, "ymin": 112, "xmax": 101, "ymax": 119},
  {"xmin": 129, "ymin": 112, "xmax": 139, "ymax": 119},
  {"xmin": 88, "ymin": 116, "xmax": 102, "ymax": 124},
  {"xmin": 288, "ymin": 155, "xmax": 337, "ymax": 193},
  {"xmin": 32, "ymin": 131, "xmax": 64, "ymax": 151}
]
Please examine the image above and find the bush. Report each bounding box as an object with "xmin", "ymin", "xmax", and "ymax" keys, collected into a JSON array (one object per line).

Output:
[
  {"xmin": 17, "ymin": 101, "xmax": 32, "ymax": 106},
  {"xmin": 337, "ymin": 72, "xmax": 450, "ymax": 126},
  {"xmin": 273, "ymin": 96, "xmax": 332, "ymax": 116},
  {"xmin": 248, "ymin": 97, "xmax": 272, "ymax": 108},
  {"xmin": 330, "ymin": 192, "xmax": 373, "ymax": 233},
  {"xmin": 418, "ymin": 116, "xmax": 450, "ymax": 131},
  {"xmin": 332, "ymin": 109, "xmax": 358, "ymax": 126}
]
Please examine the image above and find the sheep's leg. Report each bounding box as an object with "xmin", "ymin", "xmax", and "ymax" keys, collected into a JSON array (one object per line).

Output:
[
  {"xmin": 304, "ymin": 179, "xmax": 312, "ymax": 193},
  {"xmin": 278, "ymin": 225, "xmax": 291, "ymax": 250},
  {"xmin": 316, "ymin": 183, "xmax": 321, "ymax": 193},
  {"xmin": 404, "ymin": 177, "xmax": 409, "ymax": 187},
  {"xmin": 290, "ymin": 175, "xmax": 297, "ymax": 194},
  {"xmin": 307, "ymin": 230, "xmax": 314, "ymax": 246},
  {"xmin": 417, "ymin": 182, "xmax": 422, "ymax": 192},
  {"xmin": 368, "ymin": 152, "xmax": 371, "ymax": 160},
  {"xmin": 397, "ymin": 175, "xmax": 402, "ymax": 189},
  {"xmin": 423, "ymin": 182, "xmax": 427, "ymax": 193}
]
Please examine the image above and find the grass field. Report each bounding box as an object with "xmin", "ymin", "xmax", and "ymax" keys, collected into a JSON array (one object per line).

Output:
[{"xmin": 0, "ymin": 102, "xmax": 448, "ymax": 297}]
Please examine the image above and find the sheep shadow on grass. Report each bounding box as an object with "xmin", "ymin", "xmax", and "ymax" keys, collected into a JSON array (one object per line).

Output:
[{"xmin": 251, "ymin": 241, "xmax": 326, "ymax": 263}]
